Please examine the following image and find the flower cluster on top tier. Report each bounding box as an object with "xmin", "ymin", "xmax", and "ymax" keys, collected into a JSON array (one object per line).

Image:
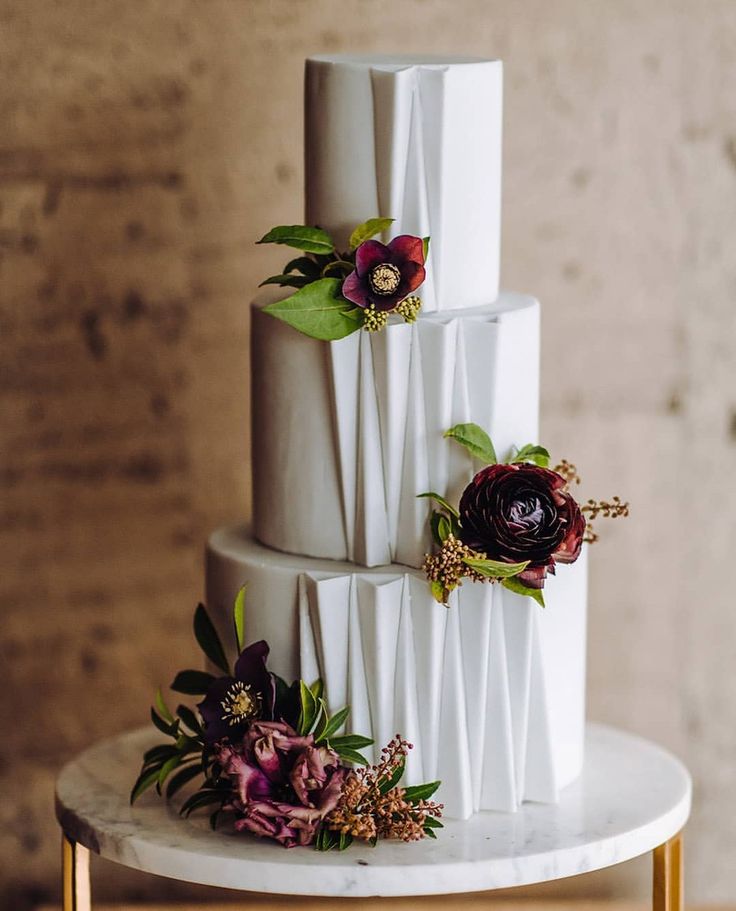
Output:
[
  {"xmin": 256, "ymin": 217, "xmax": 427, "ymax": 340},
  {"xmin": 421, "ymin": 423, "xmax": 629, "ymax": 606},
  {"xmin": 132, "ymin": 596, "xmax": 442, "ymax": 850}
]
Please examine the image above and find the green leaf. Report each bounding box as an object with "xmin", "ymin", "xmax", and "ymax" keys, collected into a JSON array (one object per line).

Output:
[
  {"xmin": 315, "ymin": 705, "xmax": 350, "ymax": 743},
  {"xmin": 403, "ymin": 781, "xmax": 441, "ymax": 802},
  {"xmin": 310, "ymin": 678, "xmax": 324, "ymax": 701},
  {"xmin": 257, "ymin": 225, "xmax": 335, "ymax": 255},
  {"xmin": 430, "ymin": 580, "xmax": 448, "ymax": 604},
  {"xmin": 284, "ymin": 256, "xmax": 321, "ymax": 277},
  {"xmin": 329, "ymin": 733, "xmax": 374, "ymax": 750},
  {"xmin": 157, "ymin": 754, "xmax": 183, "ymax": 789},
  {"xmin": 462, "ymin": 556, "xmax": 529, "ymax": 579},
  {"xmin": 315, "ymin": 827, "xmax": 342, "ymax": 851},
  {"xmin": 423, "ymin": 816, "xmax": 444, "ymax": 829},
  {"xmin": 150, "ymin": 707, "xmax": 178, "ymax": 737},
  {"xmin": 233, "ymin": 586, "xmax": 247, "ymax": 653},
  {"xmin": 436, "ymin": 514, "xmax": 452, "ymax": 543},
  {"xmin": 165, "ymin": 761, "xmax": 203, "ymax": 798},
  {"xmin": 143, "ymin": 743, "xmax": 179, "ymax": 765},
  {"xmin": 444, "ymin": 423, "xmax": 497, "ymax": 464},
  {"xmin": 263, "ymin": 278, "xmax": 361, "ymax": 341},
  {"xmin": 416, "ymin": 491, "xmax": 460, "ymax": 519},
  {"xmin": 171, "ymin": 669, "xmax": 216, "ymax": 695},
  {"xmin": 259, "ymin": 273, "xmax": 311, "ymax": 289},
  {"xmin": 424, "ymin": 827, "xmax": 438, "ymax": 839},
  {"xmin": 335, "ymin": 746, "xmax": 371, "ymax": 766},
  {"xmin": 180, "ymin": 789, "xmax": 226, "ymax": 818},
  {"xmin": 155, "ymin": 687, "xmax": 174, "ymax": 724},
  {"xmin": 338, "ymin": 831, "xmax": 353, "ymax": 851},
  {"xmin": 348, "ymin": 217, "xmax": 394, "ymax": 250},
  {"xmin": 378, "ymin": 757, "xmax": 406, "ymax": 794},
  {"xmin": 298, "ymin": 680, "xmax": 318, "ymax": 735},
  {"xmin": 176, "ymin": 705, "xmax": 203, "ymax": 737},
  {"xmin": 193, "ymin": 603, "xmax": 230, "ymax": 675},
  {"xmin": 502, "ymin": 576, "xmax": 545, "ymax": 608},
  {"xmin": 130, "ymin": 765, "xmax": 162, "ymax": 804},
  {"xmin": 422, "ymin": 236, "xmax": 430, "ymax": 260},
  {"xmin": 510, "ymin": 444, "xmax": 551, "ymax": 467}
]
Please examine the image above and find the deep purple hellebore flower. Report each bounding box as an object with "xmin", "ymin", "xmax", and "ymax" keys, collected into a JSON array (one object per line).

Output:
[
  {"xmin": 217, "ymin": 721, "xmax": 347, "ymax": 848},
  {"xmin": 198, "ymin": 640, "xmax": 276, "ymax": 745},
  {"xmin": 342, "ymin": 235, "xmax": 426, "ymax": 311}
]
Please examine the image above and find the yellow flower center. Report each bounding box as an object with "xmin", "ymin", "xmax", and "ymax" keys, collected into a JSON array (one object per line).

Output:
[
  {"xmin": 221, "ymin": 681, "xmax": 261, "ymax": 725},
  {"xmin": 368, "ymin": 262, "xmax": 401, "ymax": 296}
]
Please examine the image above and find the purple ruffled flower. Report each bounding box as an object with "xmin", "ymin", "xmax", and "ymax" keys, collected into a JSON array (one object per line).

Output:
[
  {"xmin": 197, "ymin": 641, "xmax": 275, "ymax": 745},
  {"xmin": 342, "ymin": 235, "xmax": 426, "ymax": 312},
  {"xmin": 218, "ymin": 721, "xmax": 347, "ymax": 848}
]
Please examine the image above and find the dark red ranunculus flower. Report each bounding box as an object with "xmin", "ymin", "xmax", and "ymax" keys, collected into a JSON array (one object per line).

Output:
[
  {"xmin": 342, "ymin": 235, "xmax": 426, "ymax": 312},
  {"xmin": 458, "ymin": 463, "xmax": 585, "ymax": 589},
  {"xmin": 198, "ymin": 640, "xmax": 276, "ymax": 745}
]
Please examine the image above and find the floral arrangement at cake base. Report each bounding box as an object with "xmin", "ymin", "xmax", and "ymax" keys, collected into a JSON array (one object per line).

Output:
[
  {"xmin": 256, "ymin": 216, "xmax": 428, "ymax": 340},
  {"xmin": 421, "ymin": 423, "xmax": 629, "ymax": 606},
  {"xmin": 131, "ymin": 594, "xmax": 443, "ymax": 850}
]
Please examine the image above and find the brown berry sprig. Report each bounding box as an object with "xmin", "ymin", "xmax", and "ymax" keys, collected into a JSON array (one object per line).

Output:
[
  {"xmin": 422, "ymin": 535, "xmax": 489, "ymax": 604},
  {"xmin": 325, "ymin": 736, "xmax": 443, "ymax": 844},
  {"xmin": 553, "ymin": 459, "xmax": 581, "ymax": 488},
  {"xmin": 582, "ymin": 495, "xmax": 629, "ymax": 543}
]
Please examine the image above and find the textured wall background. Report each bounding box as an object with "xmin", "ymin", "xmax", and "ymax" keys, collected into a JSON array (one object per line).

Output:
[{"xmin": 2, "ymin": 0, "xmax": 734, "ymax": 907}]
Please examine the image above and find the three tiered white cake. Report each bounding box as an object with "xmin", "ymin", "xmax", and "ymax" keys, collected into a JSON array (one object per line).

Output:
[{"xmin": 206, "ymin": 55, "xmax": 588, "ymax": 820}]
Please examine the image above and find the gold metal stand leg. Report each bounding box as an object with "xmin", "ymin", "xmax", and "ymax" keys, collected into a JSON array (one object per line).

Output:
[
  {"xmin": 62, "ymin": 831, "xmax": 91, "ymax": 911},
  {"xmin": 653, "ymin": 831, "xmax": 683, "ymax": 911}
]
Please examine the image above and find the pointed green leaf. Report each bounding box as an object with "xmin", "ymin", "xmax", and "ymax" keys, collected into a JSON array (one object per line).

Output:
[
  {"xmin": 176, "ymin": 704, "xmax": 204, "ymax": 737},
  {"xmin": 193, "ymin": 603, "xmax": 230, "ymax": 675},
  {"xmin": 378, "ymin": 757, "xmax": 406, "ymax": 794},
  {"xmin": 430, "ymin": 580, "xmax": 448, "ymax": 604},
  {"xmin": 165, "ymin": 761, "xmax": 203, "ymax": 798},
  {"xmin": 233, "ymin": 586, "xmax": 247, "ymax": 653},
  {"xmin": 328, "ymin": 733, "xmax": 373, "ymax": 750},
  {"xmin": 143, "ymin": 743, "xmax": 179, "ymax": 765},
  {"xmin": 171, "ymin": 669, "xmax": 216, "ymax": 696},
  {"xmin": 157, "ymin": 754, "xmax": 183, "ymax": 789},
  {"xmin": 402, "ymin": 780, "xmax": 441, "ymax": 802},
  {"xmin": 502, "ymin": 576, "xmax": 545, "ymax": 607},
  {"xmin": 180, "ymin": 789, "xmax": 226, "ymax": 818},
  {"xmin": 150, "ymin": 707, "xmax": 178, "ymax": 737},
  {"xmin": 335, "ymin": 746, "xmax": 371, "ymax": 766},
  {"xmin": 263, "ymin": 278, "xmax": 361, "ymax": 341},
  {"xmin": 423, "ymin": 816, "xmax": 444, "ymax": 829},
  {"xmin": 424, "ymin": 827, "xmax": 438, "ymax": 839},
  {"xmin": 416, "ymin": 491, "xmax": 460, "ymax": 519},
  {"xmin": 257, "ymin": 225, "xmax": 335, "ymax": 255},
  {"xmin": 462, "ymin": 556, "xmax": 529, "ymax": 579},
  {"xmin": 444, "ymin": 423, "xmax": 497, "ymax": 464},
  {"xmin": 338, "ymin": 831, "xmax": 354, "ymax": 851},
  {"xmin": 509, "ymin": 444, "xmax": 550, "ymax": 467},
  {"xmin": 310, "ymin": 678, "xmax": 324, "ymax": 701},
  {"xmin": 284, "ymin": 256, "xmax": 321, "ymax": 277},
  {"xmin": 130, "ymin": 765, "xmax": 163, "ymax": 804},
  {"xmin": 422, "ymin": 236, "xmax": 430, "ymax": 260},
  {"xmin": 154, "ymin": 687, "xmax": 174, "ymax": 724},
  {"xmin": 298, "ymin": 680, "xmax": 318, "ymax": 735},
  {"xmin": 315, "ymin": 705, "xmax": 350, "ymax": 743},
  {"xmin": 436, "ymin": 514, "xmax": 452, "ymax": 543},
  {"xmin": 348, "ymin": 217, "xmax": 394, "ymax": 250},
  {"xmin": 259, "ymin": 273, "xmax": 310, "ymax": 289}
]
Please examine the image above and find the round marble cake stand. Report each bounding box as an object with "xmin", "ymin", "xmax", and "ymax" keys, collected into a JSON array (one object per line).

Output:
[{"xmin": 56, "ymin": 723, "xmax": 691, "ymax": 911}]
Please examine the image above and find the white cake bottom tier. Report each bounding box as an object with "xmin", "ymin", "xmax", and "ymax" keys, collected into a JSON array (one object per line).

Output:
[
  {"xmin": 251, "ymin": 291, "xmax": 540, "ymax": 569},
  {"xmin": 206, "ymin": 527, "xmax": 588, "ymax": 820}
]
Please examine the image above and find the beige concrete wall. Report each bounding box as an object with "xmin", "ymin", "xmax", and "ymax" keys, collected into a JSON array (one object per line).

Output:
[{"xmin": 1, "ymin": 0, "xmax": 734, "ymax": 907}]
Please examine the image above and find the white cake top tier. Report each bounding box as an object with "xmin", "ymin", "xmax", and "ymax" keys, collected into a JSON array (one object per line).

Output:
[{"xmin": 305, "ymin": 55, "xmax": 503, "ymax": 312}]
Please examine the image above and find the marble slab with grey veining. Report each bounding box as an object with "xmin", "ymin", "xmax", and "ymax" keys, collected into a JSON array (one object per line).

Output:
[{"xmin": 55, "ymin": 723, "xmax": 691, "ymax": 898}]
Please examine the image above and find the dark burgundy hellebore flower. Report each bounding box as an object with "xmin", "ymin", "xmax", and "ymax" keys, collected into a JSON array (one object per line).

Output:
[
  {"xmin": 458, "ymin": 463, "xmax": 586, "ymax": 589},
  {"xmin": 342, "ymin": 235, "xmax": 426, "ymax": 311},
  {"xmin": 198, "ymin": 640, "xmax": 276, "ymax": 745}
]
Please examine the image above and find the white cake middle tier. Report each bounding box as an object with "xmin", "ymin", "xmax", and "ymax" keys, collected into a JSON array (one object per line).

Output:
[
  {"xmin": 206, "ymin": 527, "xmax": 588, "ymax": 820},
  {"xmin": 252, "ymin": 292, "xmax": 540, "ymax": 568}
]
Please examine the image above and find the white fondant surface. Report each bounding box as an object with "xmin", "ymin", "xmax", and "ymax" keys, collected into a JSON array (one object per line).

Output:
[
  {"xmin": 55, "ymin": 724, "xmax": 691, "ymax": 897},
  {"xmin": 206, "ymin": 528, "xmax": 587, "ymax": 819},
  {"xmin": 305, "ymin": 55, "xmax": 502, "ymax": 311},
  {"xmin": 251, "ymin": 292, "xmax": 540, "ymax": 567}
]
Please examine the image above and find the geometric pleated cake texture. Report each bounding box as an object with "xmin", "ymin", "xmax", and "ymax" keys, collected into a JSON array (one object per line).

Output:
[{"xmin": 206, "ymin": 54, "xmax": 589, "ymax": 820}]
